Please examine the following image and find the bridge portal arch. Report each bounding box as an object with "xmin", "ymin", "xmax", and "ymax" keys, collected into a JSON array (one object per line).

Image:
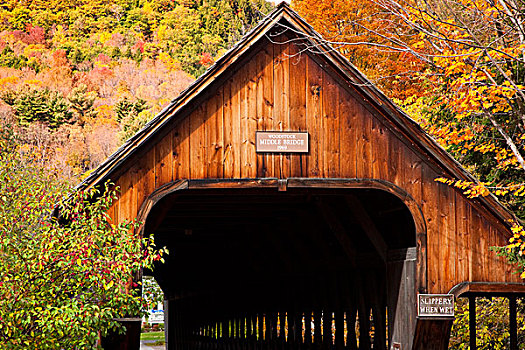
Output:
[{"xmin": 139, "ymin": 178, "xmax": 426, "ymax": 350}]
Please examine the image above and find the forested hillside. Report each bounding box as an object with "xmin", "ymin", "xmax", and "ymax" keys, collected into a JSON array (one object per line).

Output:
[{"xmin": 0, "ymin": 0, "xmax": 272, "ymax": 178}]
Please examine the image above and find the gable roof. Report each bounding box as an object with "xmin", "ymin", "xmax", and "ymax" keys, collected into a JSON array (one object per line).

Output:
[{"xmin": 78, "ymin": 2, "xmax": 517, "ymax": 229}]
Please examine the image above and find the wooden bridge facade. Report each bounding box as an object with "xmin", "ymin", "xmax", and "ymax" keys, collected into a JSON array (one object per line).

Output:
[{"xmin": 81, "ymin": 4, "xmax": 524, "ymax": 349}]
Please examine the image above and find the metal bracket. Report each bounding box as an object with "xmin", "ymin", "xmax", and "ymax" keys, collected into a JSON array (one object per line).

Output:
[{"xmin": 278, "ymin": 179, "xmax": 288, "ymax": 192}]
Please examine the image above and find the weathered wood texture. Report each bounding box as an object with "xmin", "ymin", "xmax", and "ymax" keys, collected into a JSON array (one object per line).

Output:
[
  {"xmin": 105, "ymin": 35, "xmax": 517, "ymax": 293},
  {"xmin": 412, "ymin": 318, "xmax": 453, "ymax": 350}
]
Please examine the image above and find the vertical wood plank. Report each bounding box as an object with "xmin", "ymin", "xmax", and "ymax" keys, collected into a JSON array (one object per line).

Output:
[
  {"xmin": 239, "ymin": 315, "xmax": 245, "ymax": 346},
  {"xmin": 239, "ymin": 57, "xmax": 250, "ymax": 178},
  {"xmin": 322, "ymin": 310, "xmax": 332, "ymax": 349},
  {"xmin": 403, "ymin": 148, "xmax": 423, "ymax": 206},
  {"xmin": 118, "ymin": 170, "xmax": 133, "ymax": 222},
  {"xmin": 370, "ymin": 116, "xmax": 389, "ymax": 180},
  {"xmin": 289, "ymin": 40, "xmax": 307, "ymax": 177},
  {"xmin": 322, "ymin": 72, "xmax": 340, "ymax": 177},
  {"xmin": 271, "ymin": 311, "xmax": 279, "ymax": 348},
  {"xmin": 455, "ymin": 196, "xmax": 469, "ymax": 287},
  {"xmin": 304, "ymin": 310, "xmax": 312, "ymax": 347},
  {"xmin": 273, "ymin": 34, "xmax": 290, "ymax": 178},
  {"xmin": 388, "ymin": 137, "xmax": 403, "ymax": 187},
  {"xmin": 245, "ymin": 57, "xmax": 257, "ymax": 178},
  {"xmin": 355, "ymin": 103, "xmax": 371, "ymax": 178},
  {"xmin": 479, "ymin": 217, "xmax": 490, "ymax": 282},
  {"xmin": 251, "ymin": 313, "xmax": 258, "ymax": 346},
  {"xmin": 155, "ymin": 129, "xmax": 172, "ymax": 187},
  {"xmin": 173, "ymin": 117, "xmax": 190, "ymax": 180},
  {"xmin": 258, "ymin": 313, "xmax": 264, "ymax": 345},
  {"xmin": 467, "ymin": 203, "xmax": 474, "ymax": 281},
  {"xmin": 232, "ymin": 70, "xmax": 242, "ymax": 178},
  {"xmin": 135, "ymin": 148, "xmax": 155, "ymax": 217},
  {"xmin": 189, "ymin": 102, "xmax": 206, "ymax": 179},
  {"xmin": 262, "ymin": 41, "xmax": 275, "ymax": 178},
  {"xmin": 339, "ymin": 89, "xmax": 357, "ymax": 178},
  {"xmin": 222, "ymin": 79, "xmax": 233, "ymax": 178},
  {"xmin": 313, "ymin": 309, "xmax": 322, "ymax": 347},
  {"xmin": 305, "ymin": 55, "xmax": 322, "ymax": 177},
  {"xmin": 255, "ymin": 46, "xmax": 272, "ymax": 177},
  {"xmin": 439, "ymin": 185, "xmax": 456, "ymax": 292},
  {"xmin": 342, "ymin": 273, "xmax": 357, "ymax": 350},
  {"xmin": 421, "ymin": 166, "xmax": 441, "ymax": 293},
  {"xmin": 206, "ymin": 88, "xmax": 224, "ymax": 179},
  {"xmin": 470, "ymin": 208, "xmax": 482, "ymax": 281},
  {"xmin": 279, "ymin": 311, "xmax": 286, "ymax": 346},
  {"xmin": 107, "ymin": 182, "xmax": 119, "ymax": 225},
  {"xmin": 371, "ymin": 270, "xmax": 387, "ymax": 350},
  {"xmin": 369, "ymin": 114, "xmax": 380, "ymax": 180},
  {"xmin": 130, "ymin": 164, "xmax": 139, "ymax": 222},
  {"xmin": 488, "ymin": 226, "xmax": 500, "ymax": 284},
  {"xmin": 356, "ymin": 273, "xmax": 371, "ymax": 349}
]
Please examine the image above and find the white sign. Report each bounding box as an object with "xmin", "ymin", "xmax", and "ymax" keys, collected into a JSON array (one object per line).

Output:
[
  {"xmin": 256, "ymin": 132, "xmax": 309, "ymax": 153},
  {"xmin": 145, "ymin": 309, "xmax": 165, "ymax": 324},
  {"xmin": 418, "ymin": 294, "xmax": 455, "ymax": 317}
]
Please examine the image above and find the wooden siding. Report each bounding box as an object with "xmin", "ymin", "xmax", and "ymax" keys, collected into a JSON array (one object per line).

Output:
[{"xmin": 106, "ymin": 37, "xmax": 518, "ymax": 293}]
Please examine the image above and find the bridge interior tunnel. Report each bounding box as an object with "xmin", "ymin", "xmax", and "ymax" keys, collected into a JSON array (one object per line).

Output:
[{"xmin": 144, "ymin": 187, "xmax": 417, "ymax": 350}]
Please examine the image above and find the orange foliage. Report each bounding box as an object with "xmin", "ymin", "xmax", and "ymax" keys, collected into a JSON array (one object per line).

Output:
[{"xmin": 292, "ymin": 0, "xmax": 426, "ymax": 99}]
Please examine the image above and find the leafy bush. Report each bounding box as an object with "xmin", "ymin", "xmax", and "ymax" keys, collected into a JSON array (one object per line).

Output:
[{"xmin": 0, "ymin": 126, "xmax": 166, "ymax": 349}]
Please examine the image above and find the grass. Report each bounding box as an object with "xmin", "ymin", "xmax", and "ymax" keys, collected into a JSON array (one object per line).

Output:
[{"xmin": 140, "ymin": 331, "xmax": 165, "ymax": 342}]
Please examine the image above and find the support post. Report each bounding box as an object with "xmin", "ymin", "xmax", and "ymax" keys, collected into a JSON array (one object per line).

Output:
[
  {"xmin": 510, "ymin": 296, "xmax": 517, "ymax": 350},
  {"xmin": 469, "ymin": 295, "xmax": 476, "ymax": 350}
]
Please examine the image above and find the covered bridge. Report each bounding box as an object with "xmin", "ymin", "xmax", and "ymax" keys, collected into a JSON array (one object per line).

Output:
[{"xmin": 80, "ymin": 3, "xmax": 525, "ymax": 349}]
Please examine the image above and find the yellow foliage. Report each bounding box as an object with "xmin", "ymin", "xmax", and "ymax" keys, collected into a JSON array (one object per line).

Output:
[
  {"xmin": 0, "ymin": 76, "xmax": 18, "ymax": 88},
  {"xmin": 23, "ymin": 79, "xmax": 44, "ymax": 87},
  {"xmin": 94, "ymin": 104, "xmax": 117, "ymax": 124},
  {"xmin": 158, "ymin": 51, "xmax": 180, "ymax": 72},
  {"xmin": 99, "ymin": 31, "xmax": 112, "ymax": 45}
]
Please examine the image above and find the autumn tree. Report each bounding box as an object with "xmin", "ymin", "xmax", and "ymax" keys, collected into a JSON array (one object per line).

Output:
[
  {"xmin": 0, "ymin": 125, "xmax": 166, "ymax": 348},
  {"xmin": 4, "ymin": 87, "xmax": 72, "ymax": 129},
  {"xmin": 293, "ymin": 0, "xmax": 427, "ymax": 99}
]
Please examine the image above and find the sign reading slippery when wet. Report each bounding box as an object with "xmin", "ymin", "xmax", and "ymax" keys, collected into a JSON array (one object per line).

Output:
[
  {"xmin": 256, "ymin": 131, "xmax": 309, "ymax": 153},
  {"xmin": 417, "ymin": 294, "xmax": 455, "ymax": 317}
]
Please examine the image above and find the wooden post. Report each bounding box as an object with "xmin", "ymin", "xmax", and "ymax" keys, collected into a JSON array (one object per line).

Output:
[
  {"xmin": 510, "ymin": 296, "xmax": 517, "ymax": 350},
  {"xmin": 469, "ymin": 295, "xmax": 476, "ymax": 350},
  {"xmin": 411, "ymin": 318, "xmax": 453, "ymax": 350}
]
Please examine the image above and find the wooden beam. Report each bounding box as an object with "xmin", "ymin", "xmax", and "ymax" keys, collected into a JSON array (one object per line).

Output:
[
  {"xmin": 388, "ymin": 247, "xmax": 417, "ymax": 261},
  {"xmin": 345, "ymin": 194, "xmax": 388, "ymax": 262},
  {"xmin": 449, "ymin": 282, "xmax": 525, "ymax": 297},
  {"xmin": 299, "ymin": 205, "xmax": 340, "ymax": 266},
  {"xmin": 315, "ymin": 199, "xmax": 357, "ymax": 267},
  {"xmin": 287, "ymin": 177, "xmax": 427, "ymax": 236}
]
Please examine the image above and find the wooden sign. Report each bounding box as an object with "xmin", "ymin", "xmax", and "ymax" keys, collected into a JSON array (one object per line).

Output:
[
  {"xmin": 417, "ymin": 294, "xmax": 454, "ymax": 317},
  {"xmin": 256, "ymin": 131, "xmax": 309, "ymax": 153}
]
